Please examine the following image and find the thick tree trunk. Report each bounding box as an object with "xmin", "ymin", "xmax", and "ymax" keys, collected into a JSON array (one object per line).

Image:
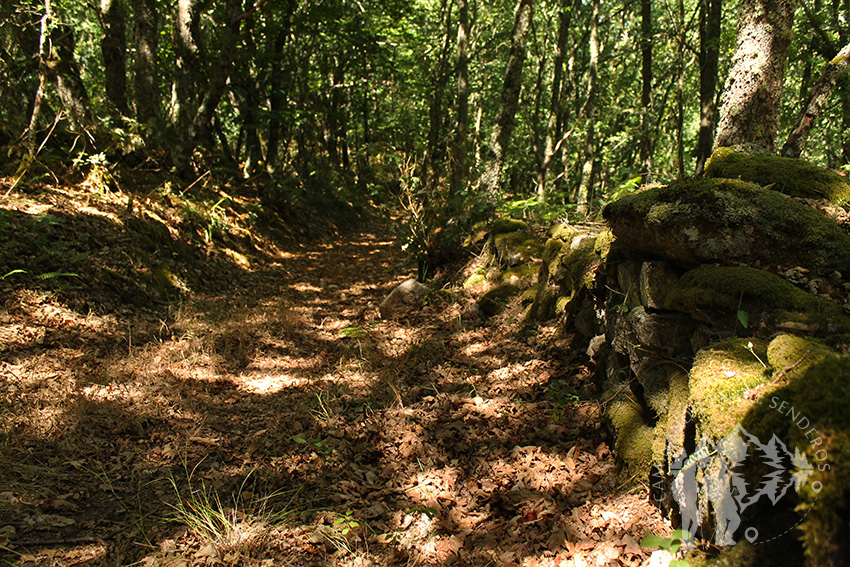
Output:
[
  {"xmin": 714, "ymin": 0, "xmax": 795, "ymax": 151},
  {"xmin": 639, "ymin": 0, "xmax": 653, "ymax": 182},
  {"xmin": 575, "ymin": 0, "xmax": 599, "ymax": 215},
  {"xmin": 100, "ymin": 0, "xmax": 129, "ymax": 116},
  {"xmin": 132, "ymin": 0, "xmax": 160, "ymax": 131},
  {"xmin": 450, "ymin": 0, "xmax": 470, "ymax": 199},
  {"xmin": 782, "ymin": 41, "xmax": 850, "ymax": 158},
  {"xmin": 694, "ymin": 0, "xmax": 722, "ymax": 175},
  {"xmin": 478, "ymin": 0, "xmax": 534, "ymax": 205}
]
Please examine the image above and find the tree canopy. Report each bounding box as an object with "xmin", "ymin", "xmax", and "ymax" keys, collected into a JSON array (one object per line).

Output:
[{"xmin": 2, "ymin": 0, "xmax": 849, "ymax": 216}]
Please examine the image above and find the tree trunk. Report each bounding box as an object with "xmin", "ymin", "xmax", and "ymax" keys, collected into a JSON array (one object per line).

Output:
[
  {"xmin": 422, "ymin": 0, "xmax": 452, "ymax": 194},
  {"xmin": 478, "ymin": 0, "xmax": 534, "ymax": 205},
  {"xmin": 266, "ymin": 0, "xmax": 297, "ymax": 173},
  {"xmin": 782, "ymin": 41, "xmax": 850, "ymax": 158},
  {"xmin": 171, "ymin": 0, "xmax": 201, "ymax": 133},
  {"xmin": 188, "ymin": 0, "xmax": 241, "ymax": 153},
  {"xmin": 132, "ymin": 0, "xmax": 160, "ymax": 131},
  {"xmin": 41, "ymin": 4, "xmax": 94, "ymax": 135},
  {"xmin": 639, "ymin": 0, "xmax": 653, "ymax": 182},
  {"xmin": 537, "ymin": 8, "xmax": 570, "ymax": 202},
  {"xmin": 674, "ymin": 0, "xmax": 685, "ymax": 178},
  {"xmin": 694, "ymin": 0, "xmax": 722, "ymax": 175},
  {"xmin": 714, "ymin": 0, "xmax": 795, "ymax": 151},
  {"xmin": 100, "ymin": 0, "xmax": 129, "ymax": 116},
  {"xmin": 450, "ymin": 0, "xmax": 470, "ymax": 199},
  {"xmin": 575, "ymin": 0, "xmax": 598, "ymax": 215}
]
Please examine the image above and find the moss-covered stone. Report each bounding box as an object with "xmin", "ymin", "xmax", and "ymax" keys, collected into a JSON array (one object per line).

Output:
[
  {"xmin": 492, "ymin": 232, "xmax": 541, "ymax": 266},
  {"xmin": 606, "ymin": 391, "xmax": 656, "ymax": 472},
  {"xmin": 603, "ymin": 178, "xmax": 850, "ymax": 274},
  {"xmin": 547, "ymin": 223, "xmax": 579, "ymax": 241},
  {"xmin": 689, "ymin": 338, "xmax": 771, "ymax": 439},
  {"xmin": 766, "ymin": 334, "xmax": 833, "ymax": 383},
  {"xmin": 666, "ymin": 266, "xmax": 850, "ymax": 333},
  {"xmin": 704, "ymin": 147, "xmax": 850, "ymax": 205},
  {"xmin": 553, "ymin": 238, "xmax": 602, "ymax": 293},
  {"xmin": 501, "ymin": 263, "xmax": 540, "ymax": 288},
  {"xmin": 463, "ymin": 271, "xmax": 488, "ymax": 291},
  {"xmin": 490, "ymin": 218, "xmax": 530, "ymax": 236},
  {"xmin": 478, "ymin": 284, "xmax": 520, "ymax": 316},
  {"xmin": 785, "ymin": 355, "xmax": 850, "ymax": 567}
]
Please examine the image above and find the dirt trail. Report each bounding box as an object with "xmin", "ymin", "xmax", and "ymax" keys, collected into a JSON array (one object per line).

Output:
[{"xmin": 2, "ymin": 226, "xmax": 666, "ymax": 566}]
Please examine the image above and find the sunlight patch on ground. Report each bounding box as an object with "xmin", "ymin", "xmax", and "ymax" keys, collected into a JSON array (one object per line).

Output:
[{"xmin": 237, "ymin": 372, "xmax": 309, "ymax": 394}]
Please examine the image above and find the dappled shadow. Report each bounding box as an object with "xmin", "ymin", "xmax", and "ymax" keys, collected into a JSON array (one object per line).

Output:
[{"xmin": 1, "ymin": 209, "xmax": 666, "ymax": 566}]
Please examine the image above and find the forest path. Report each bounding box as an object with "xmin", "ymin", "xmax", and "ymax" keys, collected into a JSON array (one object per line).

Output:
[{"xmin": 2, "ymin": 224, "xmax": 665, "ymax": 566}]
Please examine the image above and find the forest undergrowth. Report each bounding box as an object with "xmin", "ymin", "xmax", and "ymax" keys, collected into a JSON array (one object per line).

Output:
[{"xmin": 0, "ymin": 172, "xmax": 667, "ymax": 567}]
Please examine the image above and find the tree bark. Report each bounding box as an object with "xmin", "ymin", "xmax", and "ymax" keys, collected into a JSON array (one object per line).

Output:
[
  {"xmin": 132, "ymin": 0, "xmax": 161, "ymax": 131},
  {"xmin": 639, "ymin": 0, "xmax": 653, "ymax": 182},
  {"xmin": 674, "ymin": 0, "xmax": 685, "ymax": 178},
  {"xmin": 478, "ymin": 0, "xmax": 534, "ymax": 206},
  {"xmin": 450, "ymin": 0, "xmax": 470, "ymax": 199},
  {"xmin": 188, "ymin": 0, "xmax": 241, "ymax": 152},
  {"xmin": 100, "ymin": 0, "xmax": 129, "ymax": 116},
  {"xmin": 171, "ymin": 0, "xmax": 202, "ymax": 133},
  {"xmin": 714, "ymin": 0, "xmax": 795, "ymax": 151},
  {"xmin": 782, "ymin": 41, "xmax": 850, "ymax": 158},
  {"xmin": 694, "ymin": 0, "xmax": 722, "ymax": 175},
  {"xmin": 537, "ymin": 8, "xmax": 570, "ymax": 201},
  {"xmin": 422, "ymin": 0, "xmax": 452, "ymax": 193},
  {"xmin": 266, "ymin": 0, "xmax": 297, "ymax": 172},
  {"xmin": 575, "ymin": 0, "xmax": 599, "ymax": 215}
]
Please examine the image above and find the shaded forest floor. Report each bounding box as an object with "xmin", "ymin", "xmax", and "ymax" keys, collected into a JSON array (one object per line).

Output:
[{"xmin": 1, "ymin": 176, "xmax": 666, "ymax": 566}]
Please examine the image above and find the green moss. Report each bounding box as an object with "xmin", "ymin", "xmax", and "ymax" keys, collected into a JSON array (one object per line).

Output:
[
  {"xmin": 492, "ymin": 232, "xmax": 529, "ymax": 264},
  {"xmin": 501, "ymin": 263, "xmax": 540, "ymax": 288},
  {"xmin": 542, "ymin": 238, "xmax": 564, "ymax": 261},
  {"xmin": 478, "ymin": 284, "xmax": 520, "ymax": 316},
  {"xmin": 554, "ymin": 294, "xmax": 571, "ymax": 314},
  {"xmin": 666, "ymin": 266, "xmax": 847, "ymax": 327},
  {"xmin": 603, "ymin": 178, "xmax": 850, "ymax": 274},
  {"xmin": 607, "ymin": 393, "xmax": 656, "ymax": 471},
  {"xmin": 490, "ymin": 218, "xmax": 530, "ymax": 236},
  {"xmin": 593, "ymin": 229, "xmax": 614, "ymax": 260},
  {"xmin": 463, "ymin": 272, "xmax": 488, "ymax": 290},
  {"xmin": 547, "ymin": 223, "xmax": 579, "ymax": 241},
  {"xmin": 689, "ymin": 338, "xmax": 772, "ymax": 439},
  {"xmin": 704, "ymin": 147, "xmax": 850, "ymax": 205},
  {"xmin": 555, "ymin": 239, "xmax": 601, "ymax": 293},
  {"xmin": 785, "ymin": 355, "xmax": 850, "ymax": 567},
  {"xmin": 766, "ymin": 334, "xmax": 833, "ymax": 382},
  {"xmin": 520, "ymin": 286, "xmax": 538, "ymax": 304}
]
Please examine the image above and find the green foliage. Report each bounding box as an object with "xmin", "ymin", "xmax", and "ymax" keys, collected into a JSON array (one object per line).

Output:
[{"xmin": 640, "ymin": 530, "xmax": 692, "ymax": 566}]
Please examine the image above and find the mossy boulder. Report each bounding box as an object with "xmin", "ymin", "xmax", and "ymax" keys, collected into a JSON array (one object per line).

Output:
[
  {"xmin": 478, "ymin": 284, "xmax": 520, "ymax": 316},
  {"xmin": 490, "ymin": 218, "xmax": 530, "ymax": 236},
  {"xmin": 665, "ymin": 266, "xmax": 850, "ymax": 334},
  {"xmin": 501, "ymin": 263, "xmax": 540, "ymax": 288},
  {"xmin": 552, "ymin": 237, "xmax": 604, "ymax": 294},
  {"xmin": 689, "ymin": 338, "xmax": 771, "ymax": 439},
  {"xmin": 602, "ymin": 178, "xmax": 850, "ymax": 275},
  {"xmin": 784, "ymin": 354, "xmax": 850, "ymax": 567},
  {"xmin": 547, "ymin": 223, "xmax": 580, "ymax": 242},
  {"xmin": 705, "ymin": 147, "xmax": 850, "ymax": 205},
  {"xmin": 492, "ymin": 232, "xmax": 542, "ymax": 266},
  {"xmin": 606, "ymin": 390, "xmax": 657, "ymax": 473}
]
